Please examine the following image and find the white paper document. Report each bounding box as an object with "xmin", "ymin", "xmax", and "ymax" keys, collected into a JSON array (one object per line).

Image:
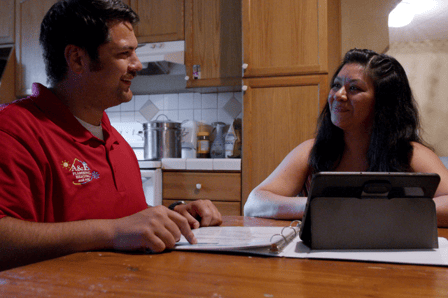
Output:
[
  {"xmin": 175, "ymin": 226, "xmax": 448, "ymax": 267},
  {"xmin": 176, "ymin": 226, "xmax": 296, "ymax": 251}
]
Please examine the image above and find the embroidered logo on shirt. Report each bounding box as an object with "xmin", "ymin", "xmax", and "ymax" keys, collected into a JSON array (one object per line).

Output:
[{"xmin": 61, "ymin": 158, "xmax": 100, "ymax": 185}]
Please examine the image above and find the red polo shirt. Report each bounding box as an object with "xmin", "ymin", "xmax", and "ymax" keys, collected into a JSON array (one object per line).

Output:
[{"xmin": 0, "ymin": 83, "xmax": 147, "ymax": 222}]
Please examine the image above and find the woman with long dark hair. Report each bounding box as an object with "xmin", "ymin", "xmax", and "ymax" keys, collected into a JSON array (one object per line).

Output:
[{"xmin": 244, "ymin": 49, "xmax": 448, "ymax": 227}]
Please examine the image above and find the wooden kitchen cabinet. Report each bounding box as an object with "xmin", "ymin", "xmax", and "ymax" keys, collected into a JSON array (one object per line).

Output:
[
  {"xmin": 184, "ymin": 0, "xmax": 242, "ymax": 88},
  {"xmin": 15, "ymin": 0, "xmax": 57, "ymax": 97},
  {"xmin": 242, "ymin": 75, "xmax": 328, "ymax": 201},
  {"xmin": 162, "ymin": 171, "xmax": 242, "ymax": 216},
  {"xmin": 241, "ymin": 0, "xmax": 341, "ymax": 207},
  {"xmin": 0, "ymin": 0, "xmax": 14, "ymax": 44},
  {"xmin": 129, "ymin": 0, "xmax": 185, "ymax": 43},
  {"xmin": 242, "ymin": 0, "xmax": 340, "ymax": 78}
]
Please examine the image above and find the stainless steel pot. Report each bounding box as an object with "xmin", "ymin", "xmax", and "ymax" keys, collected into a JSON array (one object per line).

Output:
[{"xmin": 143, "ymin": 116, "xmax": 182, "ymax": 160}]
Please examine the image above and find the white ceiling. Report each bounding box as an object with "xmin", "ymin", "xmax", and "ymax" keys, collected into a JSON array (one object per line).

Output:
[{"xmin": 389, "ymin": 0, "xmax": 448, "ymax": 43}]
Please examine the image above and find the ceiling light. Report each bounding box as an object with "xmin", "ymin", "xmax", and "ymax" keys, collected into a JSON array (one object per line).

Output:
[
  {"xmin": 389, "ymin": 2, "xmax": 414, "ymax": 28},
  {"xmin": 389, "ymin": 0, "xmax": 439, "ymax": 28}
]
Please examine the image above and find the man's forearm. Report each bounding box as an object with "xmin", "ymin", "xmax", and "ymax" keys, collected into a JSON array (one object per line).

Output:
[{"xmin": 0, "ymin": 216, "xmax": 114, "ymax": 271}]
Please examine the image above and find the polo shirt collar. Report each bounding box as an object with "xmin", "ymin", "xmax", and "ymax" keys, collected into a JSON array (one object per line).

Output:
[{"xmin": 30, "ymin": 83, "xmax": 120, "ymax": 146}]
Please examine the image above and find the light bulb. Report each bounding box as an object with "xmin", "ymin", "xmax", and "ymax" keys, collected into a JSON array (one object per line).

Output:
[{"xmin": 389, "ymin": 2, "xmax": 415, "ymax": 28}]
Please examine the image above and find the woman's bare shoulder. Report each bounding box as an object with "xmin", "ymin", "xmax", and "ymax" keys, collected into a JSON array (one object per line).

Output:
[
  {"xmin": 292, "ymin": 138, "xmax": 315, "ymax": 154},
  {"xmin": 410, "ymin": 141, "xmax": 443, "ymax": 171}
]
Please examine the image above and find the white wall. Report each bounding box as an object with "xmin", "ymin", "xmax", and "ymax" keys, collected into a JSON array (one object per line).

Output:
[
  {"xmin": 341, "ymin": 0, "xmax": 399, "ymax": 55},
  {"xmin": 387, "ymin": 39, "xmax": 448, "ymax": 156}
]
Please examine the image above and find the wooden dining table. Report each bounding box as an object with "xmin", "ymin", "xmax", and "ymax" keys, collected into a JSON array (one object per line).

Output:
[{"xmin": 1, "ymin": 216, "xmax": 448, "ymax": 297}]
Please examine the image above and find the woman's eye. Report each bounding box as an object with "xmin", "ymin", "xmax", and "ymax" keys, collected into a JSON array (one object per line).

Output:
[
  {"xmin": 331, "ymin": 83, "xmax": 341, "ymax": 89},
  {"xmin": 349, "ymin": 86, "xmax": 359, "ymax": 91}
]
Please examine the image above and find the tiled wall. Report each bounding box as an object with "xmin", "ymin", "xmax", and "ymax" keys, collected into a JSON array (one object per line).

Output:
[{"xmin": 105, "ymin": 91, "xmax": 243, "ymax": 127}]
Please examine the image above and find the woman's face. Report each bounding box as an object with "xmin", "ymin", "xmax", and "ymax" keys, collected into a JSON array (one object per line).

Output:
[{"xmin": 328, "ymin": 63, "xmax": 375, "ymax": 133}]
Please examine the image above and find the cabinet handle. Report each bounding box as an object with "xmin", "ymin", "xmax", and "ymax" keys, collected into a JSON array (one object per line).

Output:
[
  {"xmin": 185, "ymin": 76, "xmax": 189, "ymax": 81},
  {"xmin": 196, "ymin": 183, "xmax": 202, "ymax": 190},
  {"xmin": 242, "ymin": 85, "xmax": 248, "ymax": 91},
  {"xmin": 242, "ymin": 63, "xmax": 248, "ymax": 70}
]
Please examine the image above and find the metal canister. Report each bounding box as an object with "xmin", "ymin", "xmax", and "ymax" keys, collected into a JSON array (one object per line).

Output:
[{"xmin": 143, "ymin": 116, "xmax": 182, "ymax": 160}]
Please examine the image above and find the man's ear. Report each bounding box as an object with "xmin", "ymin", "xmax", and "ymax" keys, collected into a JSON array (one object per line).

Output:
[{"xmin": 64, "ymin": 45, "xmax": 87, "ymax": 74}]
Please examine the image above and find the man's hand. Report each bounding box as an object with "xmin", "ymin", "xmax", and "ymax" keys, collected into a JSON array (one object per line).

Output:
[
  {"xmin": 173, "ymin": 200, "xmax": 222, "ymax": 229},
  {"xmin": 112, "ymin": 206, "xmax": 197, "ymax": 253}
]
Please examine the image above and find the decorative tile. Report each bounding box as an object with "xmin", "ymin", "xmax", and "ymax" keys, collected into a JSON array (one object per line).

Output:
[
  {"xmin": 135, "ymin": 95, "xmax": 149, "ymax": 110},
  {"xmin": 223, "ymin": 96, "xmax": 242, "ymax": 119},
  {"xmin": 234, "ymin": 91, "xmax": 243, "ymax": 103},
  {"xmin": 218, "ymin": 108, "xmax": 234, "ymax": 124},
  {"xmin": 139, "ymin": 99, "xmax": 159, "ymax": 121},
  {"xmin": 135, "ymin": 111, "xmax": 147, "ymax": 123},
  {"xmin": 218, "ymin": 92, "xmax": 233, "ymax": 108},
  {"xmin": 149, "ymin": 94, "xmax": 164, "ymax": 110}
]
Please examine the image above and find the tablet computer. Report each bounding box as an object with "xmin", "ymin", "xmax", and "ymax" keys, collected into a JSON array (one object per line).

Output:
[{"xmin": 299, "ymin": 172, "xmax": 440, "ymax": 249}]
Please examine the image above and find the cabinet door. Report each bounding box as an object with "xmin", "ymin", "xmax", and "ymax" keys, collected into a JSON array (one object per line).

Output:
[
  {"xmin": 130, "ymin": 0, "xmax": 184, "ymax": 43},
  {"xmin": 242, "ymin": 0, "xmax": 340, "ymax": 78},
  {"xmin": 185, "ymin": 0, "xmax": 242, "ymax": 88},
  {"xmin": 241, "ymin": 75, "xmax": 328, "ymax": 204},
  {"xmin": 163, "ymin": 171, "xmax": 242, "ymax": 215},
  {"xmin": 16, "ymin": 0, "xmax": 57, "ymax": 97},
  {"xmin": 0, "ymin": 0, "xmax": 14, "ymax": 44}
]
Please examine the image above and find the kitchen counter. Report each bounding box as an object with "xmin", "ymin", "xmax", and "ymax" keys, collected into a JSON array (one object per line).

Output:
[{"xmin": 161, "ymin": 158, "xmax": 241, "ymax": 171}]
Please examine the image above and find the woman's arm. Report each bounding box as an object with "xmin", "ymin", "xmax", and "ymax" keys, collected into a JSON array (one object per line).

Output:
[
  {"xmin": 243, "ymin": 139, "xmax": 314, "ymax": 219},
  {"xmin": 410, "ymin": 142, "xmax": 448, "ymax": 227}
]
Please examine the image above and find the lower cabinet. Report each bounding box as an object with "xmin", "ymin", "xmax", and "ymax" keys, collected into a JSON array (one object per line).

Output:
[{"xmin": 162, "ymin": 171, "xmax": 241, "ymax": 216}]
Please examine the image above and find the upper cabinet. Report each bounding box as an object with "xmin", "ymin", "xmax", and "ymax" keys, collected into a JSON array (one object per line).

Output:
[
  {"xmin": 129, "ymin": 0, "xmax": 185, "ymax": 43},
  {"xmin": 15, "ymin": 0, "xmax": 57, "ymax": 97},
  {"xmin": 0, "ymin": 0, "xmax": 14, "ymax": 44},
  {"xmin": 242, "ymin": 0, "xmax": 341, "ymax": 78},
  {"xmin": 241, "ymin": 0, "xmax": 341, "ymax": 203},
  {"xmin": 184, "ymin": 0, "xmax": 242, "ymax": 88}
]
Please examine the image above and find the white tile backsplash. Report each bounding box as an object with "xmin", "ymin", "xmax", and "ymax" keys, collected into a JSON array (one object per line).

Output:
[
  {"xmin": 179, "ymin": 93, "xmax": 194, "ymax": 109},
  {"xmin": 121, "ymin": 111, "xmax": 135, "ymax": 122},
  {"xmin": 164, "ymin": 93, "xmax": 179, "ymax": 110},
  {"xmin": 179, "ymin": 109, "xmax": 194, "ymax": 122},
  {"xmin": 135, "ymin": 95, "xmax": 149, "ymax": 110},
  {"xmin": 150, "ymin": 94, "xmax": 164, "ymax": 110},
  {"xmin": 201, "ymin": 93, "xmax": 218, "ymax": 109},
  {"xmin": 120, "ymin": 99, "xmax": 135, "ymax": 111},
  {"xmin": 218, "ymin": 92, "xmax": 233, "ymax": 108},
  {"xmin": 106, "ymin": 91, "xmax": 242, "ymax": 128},
  {"xmin": 201, "ymin": 109, "xmax": 218, "ymax": 124},
  {"xmin": 193, "ymin": 93, "xmax": 202, "ymax": 109}
]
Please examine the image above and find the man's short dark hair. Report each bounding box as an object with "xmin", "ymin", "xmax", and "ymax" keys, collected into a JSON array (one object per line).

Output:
[{"xmin": 39, "ymin": 0, "xmax": 139, "ymax": 86}]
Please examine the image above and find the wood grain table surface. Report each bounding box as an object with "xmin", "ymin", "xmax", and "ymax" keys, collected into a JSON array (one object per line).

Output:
[{"xmin": 0, "ymin": 216, "xmax": 447, "ymax": 298}]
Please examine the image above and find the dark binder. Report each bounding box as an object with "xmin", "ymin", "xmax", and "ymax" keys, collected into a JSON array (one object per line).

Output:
[{"xmin": 299, "ymin": 172, "xmax": 440, "ymax": 249}]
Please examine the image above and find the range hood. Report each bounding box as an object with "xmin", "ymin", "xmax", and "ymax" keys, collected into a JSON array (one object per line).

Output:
[
  {"xmin": 136, "ymin": 40, "xmax": 184, "ymax": 67},
  {"xmin": 131, "ymin": 40, "xmax": 188, "ymax": 94}
]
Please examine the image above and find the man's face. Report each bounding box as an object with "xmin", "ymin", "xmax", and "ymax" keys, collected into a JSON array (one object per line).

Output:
[{"xmin": 84, "ymin": 21, "xmax": 142, "ymax": 110}]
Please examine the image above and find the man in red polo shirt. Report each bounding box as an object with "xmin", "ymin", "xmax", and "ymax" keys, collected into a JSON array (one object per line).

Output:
[{"xmin": 0, "ymin": 0, "xmax": 221, "ymax": 271}]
